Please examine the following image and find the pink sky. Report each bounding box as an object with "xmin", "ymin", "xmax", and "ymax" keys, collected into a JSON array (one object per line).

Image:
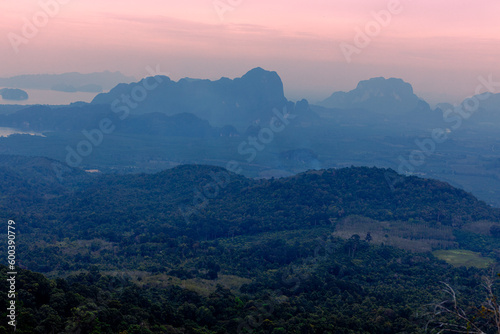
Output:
[{"xmin": 1, "ymin": 0, "xmax": 499, "ymax": 104}]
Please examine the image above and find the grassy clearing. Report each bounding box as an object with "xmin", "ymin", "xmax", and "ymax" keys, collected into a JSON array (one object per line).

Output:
[
  {"xmin": 140, "ymin": 274, "xmax": 252, "ymax": 296},
  {"xmin": 433, "ymin": 249, "xmax": 495, "ymax": 268},
  {"xmin": 333, "ymin": 216, "xmax": 458, "ymax": 252}
]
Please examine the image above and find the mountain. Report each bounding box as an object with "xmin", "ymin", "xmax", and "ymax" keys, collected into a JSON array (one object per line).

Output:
[
  {"xmin": 3, "ymin": 71, "xmax": 500, "ymax": 208},
  {"xmin": 0, "ymin": 155, "xmax": 87, "ymax": 214},
  {"xmin": 461, "ymin": 92, "xmax": 500, "ymax": 127},
  {"xmin": 0, "ymin": 104, "xmax": 27, "ymax": 115},
  {"xmin": 1, "ymin": 155, "xmax": 498, "ymax": 280},
  {"xmin": 51, "ymin": 83, "xmax": 104, "ymax": 93},
  {"xmin": 0, "ymin": 88, "xmax": 28, "ymax": 101},
  {"xmin": 0, "ymin": 104, "xmax": 236, "ymax": 137},
  {"xmin": 119, "ymin": 112, "xmax": 239, "ymax": 137},
  {"xmin": 0, "ymin": 104, "xmax": 112, "ymax": 132},
  {"xmin": 91, "ymin": 67, "xmax": 316, "ymax": 130},
  {"xmin": 433, "ymin": 93, "xmax": 500, "ymax": 129},
  {"xmin": 318, "ymin": 77, "xmax": 434, "ymax": 115},
  {"xmin": 0, "ymin": 71, "xmax": 135, "ymax": 92},
  {"xmin": 435, "ymin": 102, "xmax": 454, "ymax": 111},
  {"xmin": 475, "ymin": 92, "xmax": 500, "ymax": 112},
  {"xmin": 4, "ymin": 156, "xmax": 498, "ymax": 243}
]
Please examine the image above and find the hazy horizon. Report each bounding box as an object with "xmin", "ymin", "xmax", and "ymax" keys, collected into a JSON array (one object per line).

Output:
[
  {"xmin": 0, "ymin": 68, "xmax": 492, "ymax": 107},
  {"xmin": 1, "ymin": 1, "xmax": 499, "ymax": 105}
]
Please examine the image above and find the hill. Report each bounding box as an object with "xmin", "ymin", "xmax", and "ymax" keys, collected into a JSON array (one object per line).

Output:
[
  {"xmin": 1, "ymin": 156, "xmax": 500, "ymax": 333},
  {"xmin": 0, "ymin": 88, "xmax": 28, "ymax": 101},
  {"xmin": 0, "ymin": 104, "xmax": 236, "ymax": 137},
  {"xmin": 1, "ymin": 156, "xmax": 498, "ymax": 274}
]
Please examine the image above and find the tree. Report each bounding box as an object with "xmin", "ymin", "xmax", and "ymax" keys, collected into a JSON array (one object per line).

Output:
[
  {"xmin": 344, "ymin": 234, "xmax": 361, "ymax": 258},
  {"xmin": 428, "ymin": 274, "xmax": 500, "ymax": 334},
  {"xmin": 490, "ymin": 225, "xmax": 500, "ymax": 238},
  {"xmin": 365, "ymin": 232, "xmax": 372, "ymax": 242}
]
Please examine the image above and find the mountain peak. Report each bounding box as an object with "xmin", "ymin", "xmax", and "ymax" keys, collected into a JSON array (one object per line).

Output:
[
  {"xmin": 240, "ymin": 67, "xmax": 284, "ymax": 95},
  {"xmin": 319, "ymin": 77, "xmax": 428, "ymax": 114},
  {"xmin": 91, "ymin": 68, "xmax": 287, "ymax": 129},
  {"xmin": 356, "ymin": 77, "xmax": 414, "ymax": 95},
  {"xmin": 242, "ymin": 67, "xmax": 274, "ymax": 78}
]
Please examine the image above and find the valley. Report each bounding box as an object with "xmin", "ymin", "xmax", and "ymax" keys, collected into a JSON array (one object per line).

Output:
[{"xmin": 0, "ymin": 70, "xmax": 499, "ymax": 333}]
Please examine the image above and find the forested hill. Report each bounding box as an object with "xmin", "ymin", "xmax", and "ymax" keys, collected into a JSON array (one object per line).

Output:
[
  {"xmin": 2, "ymin": 156, "xmax": 498, "ymax": 242},
  {"xmin": 2, "ymin": 156, "xmax": 500, "ymax": 333}
]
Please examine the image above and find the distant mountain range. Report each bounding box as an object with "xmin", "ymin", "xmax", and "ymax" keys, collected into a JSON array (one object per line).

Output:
[
  {"xmin": 433, "ymin": 92, "xmax": 500, "ymax": 129},
  {"xmin": 0, "ymin": 71, "xmax": 135, "ymax": 93},
  {"xmin": 0, "ymin": 69, "xmax": 450, "ymax": 130},
  {"xmin": 91, "ymin": 67, "xmax": 317, "ymax": 130},
  {"xmin": 459, "ymin": 92, "xmax": 500, "ymax": 126},
  {"xmin": 2, "ymin": 68, "xmax": 500, "ymax": 206},
  {"xmin": 0, "ymin": 68, "xmax": 321, "ymax": 140},
  {"xmin": 0, "ymin": 104, "xmax": 238, "ymax": 138}
]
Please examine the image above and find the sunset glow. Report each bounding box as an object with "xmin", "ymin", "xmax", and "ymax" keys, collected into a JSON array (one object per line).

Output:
[{"xmin": 1, "ymin": 0, "xmax": 499, "ymax": 104}]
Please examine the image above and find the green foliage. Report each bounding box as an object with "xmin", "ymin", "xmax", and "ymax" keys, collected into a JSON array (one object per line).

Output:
[
  {"xmin": 1, "ymin": 160, "xmax": 499, "ymax": 332},
  {"xmin": 433, "ymin": 249, "xmax": 495, "ymax": 268},
  {"xmin": 1, "ymin": 233, "xmax": 498, "ymax": 333}
]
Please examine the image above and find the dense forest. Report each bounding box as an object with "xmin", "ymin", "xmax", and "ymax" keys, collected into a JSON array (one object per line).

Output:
[
  {"xmin": 1, "ymin": 155, "xmax": 499, "ymax": 332},
  {"xmin": 1, "ymin": 237, "xmax": 499, "ymax": 333}
]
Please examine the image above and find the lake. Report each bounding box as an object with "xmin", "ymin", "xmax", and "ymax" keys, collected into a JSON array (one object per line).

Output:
[
  {"xmin": 0, "ymin": 87, "xmax": 99, "ymax": 105},
  {"xmin": 0, "ymin": 127, "xmax": 45, "ymax": 137}
]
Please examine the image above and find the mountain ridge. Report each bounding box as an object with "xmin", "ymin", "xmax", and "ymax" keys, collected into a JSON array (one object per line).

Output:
[
  {"xmin": 91, "ymin": 67, "xmax": 309, "ymax": 130},
  {"xmin": 318, "ymin": 77, "xmax": 434, "ymax": 114},
  {"xmin": 2, "ymin": 155, "xmax": 498, "ymax": 238}
]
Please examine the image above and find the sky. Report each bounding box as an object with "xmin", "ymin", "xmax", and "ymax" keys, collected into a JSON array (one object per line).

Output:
[{"xmin": 1, "ymin": 0, "xmax": 499, "ymax": 105}]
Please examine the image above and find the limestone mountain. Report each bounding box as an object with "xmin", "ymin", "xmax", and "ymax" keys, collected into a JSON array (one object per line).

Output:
[
  {"xmin": 91, "ymin": 67, "xmax": 316, "ymax": 130},
  {"xmin": 319, "ymin": 77, "xmax": 433, "ymax": 115}
]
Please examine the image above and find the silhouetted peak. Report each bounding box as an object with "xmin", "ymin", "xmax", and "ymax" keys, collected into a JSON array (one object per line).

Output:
[
  {"xmin": 355, "ymin": 77, "xmax": 414, "ymax": 96},
  {"xmin": 319, "ymin": 77, "xmax": 429, "ymax": 114},
  {"xmin": 91, "ymin": 68, "xmax": 288, "ymax": 130},
  {"xmin": 240, "ymin": 67, "xmax": 283, "ymax": 85}
]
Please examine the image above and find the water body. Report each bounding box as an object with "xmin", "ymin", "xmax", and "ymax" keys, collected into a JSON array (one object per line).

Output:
[
  {"xmin": 0, "ymin": 87, "xmax": 99, "ymax": 105},
  {"xmin": 0, "ymin": 127, "xmax": 45, "ymax": 137}
]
